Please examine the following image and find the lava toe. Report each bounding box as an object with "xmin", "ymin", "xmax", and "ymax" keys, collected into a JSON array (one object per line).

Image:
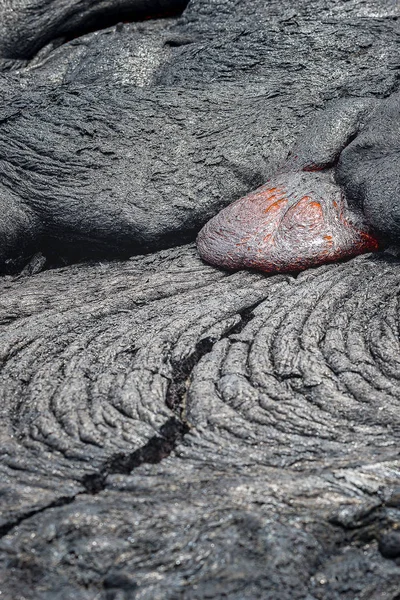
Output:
[{"xmin": 196, "ymin": 171, "xmax": 379, "ymax": 273}]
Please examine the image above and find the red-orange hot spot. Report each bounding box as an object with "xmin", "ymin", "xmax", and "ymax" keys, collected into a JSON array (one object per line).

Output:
[
  {"xmin": 196, "ymin": 170, "xmax": 379, "ymax": 274},
  {"xmin": 263, "ymin": 198, "xmax": 287, "ymax": 215}
]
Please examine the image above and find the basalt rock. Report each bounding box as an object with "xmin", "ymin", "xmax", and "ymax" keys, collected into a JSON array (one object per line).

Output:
[
  {"xmin": 0, "ymin": 0, "xmax": 400, "ymax": 599},
  {"xmin": 0, "ymin": 0, "xmax": 189, "ymax": 60},
  {"xmin": 0, "ymin": 82, "xmax": 277, "ymax": 271},
  {"xmin": 0, "ymin": 0, "xmax": 399, "ymax": 270},
  {"xmin": 337, "ymin": 91, "xmax": 400, "ymax": 243},
  {"xmin": 0, "ymin": 245, "xmax": 400, "ymax": 599}
]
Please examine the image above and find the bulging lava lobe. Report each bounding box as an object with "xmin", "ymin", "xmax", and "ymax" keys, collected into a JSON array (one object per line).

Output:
[{"xmin": 196, "ymin": 170, "xmax": 379, "ymax": 273}]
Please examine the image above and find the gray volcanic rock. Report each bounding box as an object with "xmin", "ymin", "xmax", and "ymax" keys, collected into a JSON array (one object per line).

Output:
[
  {"xmin": 6, "ymin": 18, "xmax": 180, "ymax": 88},
  {"xmin": 337, "ymin": 91, "xmax": 400, "ymax": 242},
  {"xmin": 176, "ymin": 0, "xmax": 400, "ymax": 27},
  {"xmin": 0, "ymin": 82, "xmax": 280, "ymax": 270},
  {"xmin": 0, "ymin": 245, "xmax": 400, "ymax": 599},
  {"xmin": 0, "ymin": 0, "xmax": 399, "ymax": 269},
  {"xmin": 0, "ymin": 0, "xmax": 188, "ymax": 59},
  {"xmin": 160, "ymin": 6, "xmax": 400, "ymax": 94},
  {"xmin": 0, "ymin": 0, "xmax": 400, "ymax": 599}
]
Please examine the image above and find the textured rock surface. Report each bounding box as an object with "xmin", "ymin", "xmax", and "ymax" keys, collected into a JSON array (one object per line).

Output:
[
  {"xmin": 0, "ymin": 0, "xmax": 400, "ymax": 269},
  {"xmin": 1, "ymin": 0, "xmax": 400, "ymax": 598},
  {"xmin": 0, "ymin": 245, "xmax": 400, "ymax": 599},
  {"xmin": 0, "ymin": 0, "xmax": 189, "ymax": 59},
  {"xmin": 0, "ymin": 81, "xmax": 291, "ymax": 270},
  {"xmin": 337, "ymin": 91, "xmax": 400, "ymax": 241}
]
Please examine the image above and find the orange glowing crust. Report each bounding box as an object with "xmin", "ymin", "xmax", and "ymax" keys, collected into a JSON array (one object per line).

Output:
[
  {"xmin": 196, "ymin": 172, "xmax": 380, "ymax": 274},
  {"xmin": 282, "ymin": 198, "xmax": 324, "ymax": 230}
]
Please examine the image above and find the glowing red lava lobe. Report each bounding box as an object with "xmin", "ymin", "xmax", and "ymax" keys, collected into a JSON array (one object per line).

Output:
[{"xmin": 196, "ymin": 170, "xmax": 378, "ymax": 273}]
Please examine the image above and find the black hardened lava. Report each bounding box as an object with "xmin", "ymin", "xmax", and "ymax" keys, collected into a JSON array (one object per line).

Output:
[
  {"xmin": 82, "ymin": 417, "xmax": 189, "ymax": 494},
  {"xmin": 1, "ymin": 2, "xmax": 400, "ymax": 273},
  {"xmin": 1, "ymin": 244, "xmax": 400, "ymax": 598},
  {"xmin": 0, "ymin": 0, "xmax": 190, "ymax": 59}
]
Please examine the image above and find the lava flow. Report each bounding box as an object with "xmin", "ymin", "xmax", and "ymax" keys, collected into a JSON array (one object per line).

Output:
[{"xmin": 196, "ymin": 169, "xmax": 379, "ymax": 273}]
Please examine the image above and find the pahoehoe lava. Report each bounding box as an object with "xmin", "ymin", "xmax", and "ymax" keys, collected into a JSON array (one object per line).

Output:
[
  {"xmin": 0, "ymin": 0, "xmax": 400, "ymax": 271},
  {"xmin": 196, "ymin": 95, "xmax": 395, "ymax": 274},
  {"xmin": 1, "ymin": 0, "xmax": 400, "ymax": 598},
  {"xmin": 196, "ymin": 168, "xmax": 379, "ymax": 273},
  {"xmin": 0, "ymin": 245, "xmax": 400, "ymax": 598}
]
